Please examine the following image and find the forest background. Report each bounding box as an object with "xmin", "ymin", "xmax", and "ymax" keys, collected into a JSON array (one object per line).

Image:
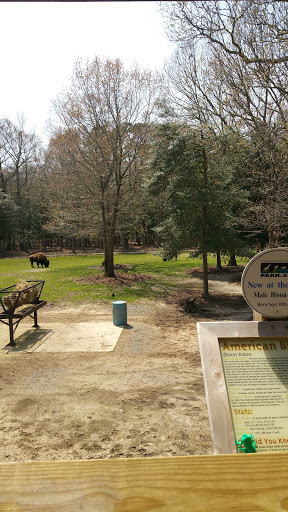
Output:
[{"xmin": 1, "ymin": 1, "xmax": 288, "ymax": 296}]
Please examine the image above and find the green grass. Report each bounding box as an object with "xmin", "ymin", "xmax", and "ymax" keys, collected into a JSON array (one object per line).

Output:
[{"xmin": 0, "ymin": 252, "xmax": 249, "ymax": 305}]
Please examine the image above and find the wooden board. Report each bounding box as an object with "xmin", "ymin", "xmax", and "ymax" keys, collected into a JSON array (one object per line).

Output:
[
  {"xmin": 0, "ymin": 453, "xmax": 288, "ymax": 511},
  {"xmin": 197, "ymin": 320, "xmax": 288, "ymax": 454}
]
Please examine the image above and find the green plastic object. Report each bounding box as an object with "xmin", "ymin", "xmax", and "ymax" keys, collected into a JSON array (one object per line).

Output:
[{"xmin": 236, "ymin": 434, "xmax": 257, "ymax": 453}]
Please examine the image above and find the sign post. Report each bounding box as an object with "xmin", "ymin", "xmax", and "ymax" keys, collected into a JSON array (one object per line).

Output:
[{"xmin": 241, "ymin": 248, "xmax": 288, "ymax": 319}]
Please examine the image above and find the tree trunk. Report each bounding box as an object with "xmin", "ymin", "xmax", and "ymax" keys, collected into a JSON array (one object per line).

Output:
[
  {"xmin": 103, "ymin": 235, "xmax": 115, "ymax": 277},
  {"xmin": 72, "ymin": 236, "xmax": 76, "ymax": 254},
  {"xmin": 15, "ymin": 165, "xmax": 21, "ymax": 207},
  {"xmin": 201, "ymin": 140, "xmax": 209, "ymax": 298},
  {"xmin": 268, "ymin": 227, "xmax": 279, "ymax": 248},
  {"xmin": 0, "ymin": 167, "xmax": 7, "ymax": 193},
  {"xmin": 201, "ymin": 204, "xmax": 209, "ymax": 297},
  {"xmin": 120, "ymin": 234, "xmax": 129, "ymax": 251},
  {"xmin": 202, "ymin": 246, "xmax": 209, "ymax": 298},
  {"xmin": 216, "ymin": 250, "xmax": 222, "ymax": 270},
  {"xmin": 228, "ymin": 250, "xmax": 237, "ymax": 266},
  {"xmin": 101, "ymin": 191, "xmax": 119, "ymax": 277}
]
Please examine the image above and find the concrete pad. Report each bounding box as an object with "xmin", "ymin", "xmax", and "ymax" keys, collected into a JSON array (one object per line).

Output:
[{"xmin": 0, "ymin": 321, "xmax": 123, "ymax": 354}]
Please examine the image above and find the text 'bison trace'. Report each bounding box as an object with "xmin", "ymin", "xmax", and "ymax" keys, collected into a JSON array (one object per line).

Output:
[{"xmin": 30, "ymin": 252, "xmax": 50, "ymax": 268}]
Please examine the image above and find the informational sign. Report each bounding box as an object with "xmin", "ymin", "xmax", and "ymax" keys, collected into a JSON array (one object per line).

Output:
[
  {"xmin": 220, "ymin": 337, "xmax": 288, "ymax": 453},
  {"xmin": 197, "ymin": 321, "xmax": 288, "ymax": 454},
  {"xmin": 242, "ymin": 248, "xmax": 288, "ymax": 318}
]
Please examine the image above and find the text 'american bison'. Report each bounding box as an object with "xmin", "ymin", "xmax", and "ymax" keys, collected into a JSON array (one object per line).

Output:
[{"xmin": 30, "ymin": 252, "xmax": 50, "ymax": 268}]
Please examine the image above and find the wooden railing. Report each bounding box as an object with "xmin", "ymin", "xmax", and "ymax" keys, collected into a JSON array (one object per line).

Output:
[{"xmin": 1, "ymin": 452, "xmax": 288, "ymax": 511}]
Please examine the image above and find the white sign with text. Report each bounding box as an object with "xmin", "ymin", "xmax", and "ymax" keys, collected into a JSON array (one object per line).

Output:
[{"xmin": 242, "ymin": 248, "xmax": 288, "ymax": 318}]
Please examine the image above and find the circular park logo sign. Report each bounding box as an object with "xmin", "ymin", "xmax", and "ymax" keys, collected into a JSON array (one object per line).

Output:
[{"xmin": 241, "ymin": 248, "xmax": 288, "ymax": 318}]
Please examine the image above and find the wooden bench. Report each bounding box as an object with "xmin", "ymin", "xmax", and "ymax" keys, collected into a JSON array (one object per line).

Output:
[
  {"xmin": 0, "ymin": 300, "xmax": 47, "ymax": 346},
  {"xmin": 0, "ymin": 452, "xmax": 287, "ymax": 510}
]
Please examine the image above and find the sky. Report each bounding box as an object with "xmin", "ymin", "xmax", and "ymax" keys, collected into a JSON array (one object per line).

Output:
[{"xmin": 0, "ymin": 1, "xmax": 174, "ymax": 144}]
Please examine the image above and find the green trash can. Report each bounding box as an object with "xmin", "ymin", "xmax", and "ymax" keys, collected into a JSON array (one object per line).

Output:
[{"xmin": 112, "ymin": 301, "xmax": 127, "ymax": 326}]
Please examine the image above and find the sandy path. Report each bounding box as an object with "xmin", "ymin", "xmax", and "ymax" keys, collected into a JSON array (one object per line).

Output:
[{"xmin": 0, "ymin": 274, "xmax": 250, "ymax": 462}]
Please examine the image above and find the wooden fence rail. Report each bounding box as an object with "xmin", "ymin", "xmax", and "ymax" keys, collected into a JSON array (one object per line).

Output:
[{"xmin": 1, "ymin": 452, "xmax": 288, "ymax": 511}]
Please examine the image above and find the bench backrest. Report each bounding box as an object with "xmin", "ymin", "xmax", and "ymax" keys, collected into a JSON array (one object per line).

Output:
[{"xmin": 0, "ymin": 452, "xmax": 287, "ymax": 511}]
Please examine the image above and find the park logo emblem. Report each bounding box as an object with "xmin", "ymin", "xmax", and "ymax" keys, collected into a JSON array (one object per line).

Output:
[{"xmin": 261, "ymin": 263, "xmax": 288, "ymax": 277}]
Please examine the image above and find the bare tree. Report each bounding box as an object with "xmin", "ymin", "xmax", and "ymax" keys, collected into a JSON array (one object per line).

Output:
[
  {"xmin": 1, "ymin": 115, "xmax": 42, "ymax": 204},
  {"xmin": 0, "ymin": 115, "xmax": 43, "ymax": 249},
  {"xmin": 0, "ymin": 120, "xmax": 10, "ymax": 193},
  {"xmin": 52, "ymin": 57, "xmax": 159, "ymax": 276},
  {"xmin": 161, "ymin": 1, "xmax": 288, "ymax": 122},
  {"xmin": 42, "ymin": 135, "xmax": 101, "ymax": 249},
  {"xmin": 161, "ymin": 1, "xmax": 288, "ymax": 66},
  {"xmin": 160, "ymin": 0, "xmax": 288, "ymax": 248}
]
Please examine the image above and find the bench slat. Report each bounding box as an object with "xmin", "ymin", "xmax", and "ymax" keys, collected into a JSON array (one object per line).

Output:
[{"xmin": 0, "ymin": 452, "xmax": 287, "ymax": 511}]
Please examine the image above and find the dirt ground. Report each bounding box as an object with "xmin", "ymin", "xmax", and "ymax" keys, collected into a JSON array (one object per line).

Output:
[{"xmin": 0, "ymin": 268, "xmax": 252, "ymax": 462}]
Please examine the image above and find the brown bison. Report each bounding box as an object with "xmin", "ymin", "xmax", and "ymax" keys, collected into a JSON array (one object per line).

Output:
[{"xmin": 30, "ymin": 252, "xmax": 50, "ymax": 268}]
